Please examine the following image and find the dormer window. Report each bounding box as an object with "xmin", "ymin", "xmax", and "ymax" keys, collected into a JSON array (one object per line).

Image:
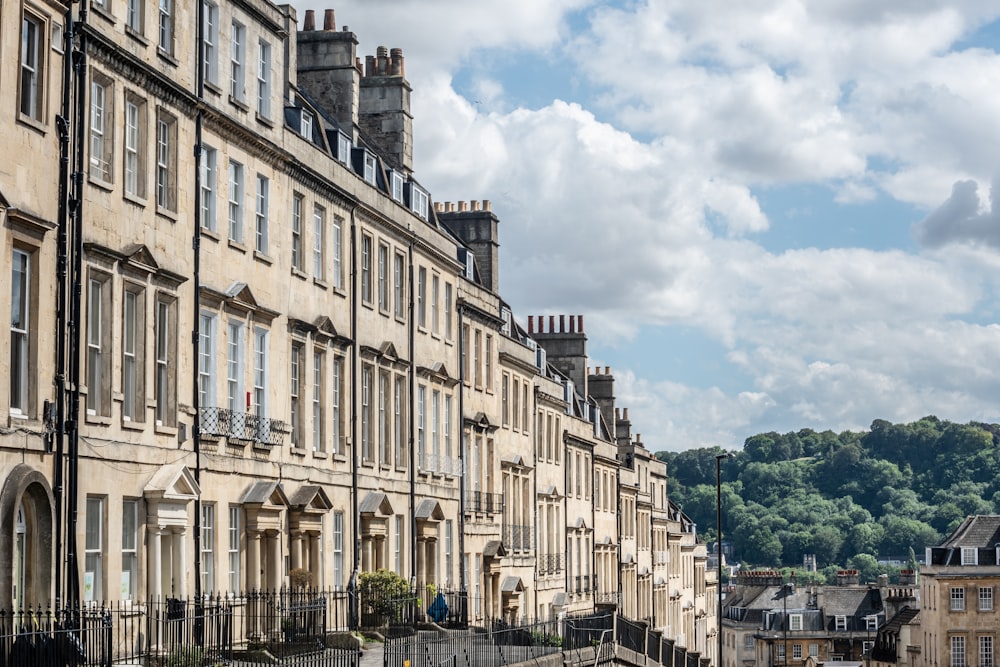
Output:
[
  {"xmin": 961, "ymin": 547, "xmax": 978, "ymax": 565},
  {"xmin": 389, "ymin": 170, "xmax": 404, "ymax": 203},
  {"xmin": 834, "ymin": 615, "xmax": 847, "ymax": 631},
  {"xmin": 865, "ymin": 615, "xmax": 878, "ymax": 630},
  {"xmin": 336, "ymin": 132, "xmax": 351, "ymax": 164},
  {"xmin": 363, "ymin": 153, "xmax": 377, "ymax": 185},
  {"xmin": 299, "ymin": 110, "xmax": 313, "ymax": 140},
  {"xmin": 408, "ymin": 183, "xmax": 428, "ymax": 220}
]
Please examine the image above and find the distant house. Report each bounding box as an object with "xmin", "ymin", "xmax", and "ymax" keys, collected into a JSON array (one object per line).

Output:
[{"xmin": 921, "ymin": 515, "xmax": 1000, "ymax": 667}]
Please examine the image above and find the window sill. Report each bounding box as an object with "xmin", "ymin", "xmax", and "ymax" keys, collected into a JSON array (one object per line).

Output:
[
  {"xmin": 201, "ymin": 228, "xmax": 220, "ymax": 243},
  {"xmin": 289, "ymin": 267, "xmax": 307, "ymax": 281},
  {"xmin": 156, "ymin": 207, "xmax": 178, "ymax": 223},
  {"xmin": 16, "ymin": 113, "xmax": 48, "ymax": 135},
  {"xmin": 123, "ymin": 192, "xmax": 148, "ymax": 208},
  {"xmin": 312, "ymin": 450, "xmax": 328, "ymax": 459},
  {"xmin": 229, "ymin": 96, "xmax": 249, "ymax": 113},
  {"xmin": 88, "ymin": 175, "xmax": 115, "ymax": 193},
  {"xmin": 253, "ymin": 250, "xmax": 273, "ymax": 265},
  {"xmin": 91, "ymin": 5, "xmax": 115, "ymax": 26},
  {"xmin": 256, "ymin": 112, "xmax": 274, "ymax": 128},
  {"xmin": 154, "ymin": 424, "xmax": 178, "ymax": 437},
  {"xmin": 157, "ymin": 49, "xmax": 179, "ymax": 68},
  {"xmin": 124, "ymin": 26, "xmax": 149, "ymax": 47},
  {"xmin": 204, "ymin": 81, "xmax": 223, "ymax": 97},
  {"xmin": 333, "ymin": 453, "xmax": 347, "ymax": 463},
  {"xmin": 228, "ymin": 238, "xmax": 247, "ymax": 253},
  {"xmin": 121, "ymin": 418, "xmax": 145, "ymax": 431},
  {"xmin": 311, "ymin": 276, "xmax": 327, "ymax": 289}
]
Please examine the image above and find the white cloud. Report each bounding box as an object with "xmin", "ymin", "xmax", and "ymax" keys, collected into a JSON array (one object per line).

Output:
[{"xmin": 291, "ymin": 1, "xmax": 1000, "ymax": 448}]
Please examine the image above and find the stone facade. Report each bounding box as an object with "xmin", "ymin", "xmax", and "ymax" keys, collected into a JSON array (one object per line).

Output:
[{"xmin": 0, "ymin": 0, "xmax": 711, "ymax": 658}]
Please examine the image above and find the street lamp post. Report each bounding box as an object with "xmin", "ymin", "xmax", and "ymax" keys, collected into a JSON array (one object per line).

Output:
[{"xmin": 716, "ymin": 452, "xmax": 734, "ymax": 667}]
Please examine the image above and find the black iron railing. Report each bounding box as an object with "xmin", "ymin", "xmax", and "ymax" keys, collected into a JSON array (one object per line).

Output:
[
  {"xmin": 538, "ymin": 553, "xmax": 565, "ymax": 574},
  {"xmin": 466, "ymin": 491, "xmax": 504, "ymax": 514},
  {"xmin": 502, "ymin": 524, "xmax": 534, "ymax": 551},
  {"xmin": 199, "ymin": 406, "xmax": 287, "ymax": 447}
]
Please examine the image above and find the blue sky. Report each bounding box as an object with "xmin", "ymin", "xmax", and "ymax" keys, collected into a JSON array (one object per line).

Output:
[{"xmin": 294, "ymin": 1, "xmax": 1000, "ymax": 450}]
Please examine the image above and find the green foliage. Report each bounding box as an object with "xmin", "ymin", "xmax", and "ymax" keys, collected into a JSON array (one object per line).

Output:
[
  {"xmin": 167, "ymin": 645, "xmax": 204, "ymax": 667},
  {"xmin": 660, "ymin": 416, "xmax": 1000, "ymax": 573},
  {"xmin": 358, "ymin": 568, "xmax": 411, "ymax": 599}
]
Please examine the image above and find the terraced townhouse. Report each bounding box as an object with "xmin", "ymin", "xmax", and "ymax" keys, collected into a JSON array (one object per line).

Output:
[{"xmin": 0, "ymin": 0, "xmax": 714, "ymax": 659}]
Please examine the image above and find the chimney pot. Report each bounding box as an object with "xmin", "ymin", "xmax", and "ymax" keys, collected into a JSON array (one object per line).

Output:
[
  {"xmin": 471, "ymin": 201, "xmax": 480, "ymax": 211},
  {"xmin": 303, "ymin": 9, "xmax": 315, "ymax": 31},
  {"xmin": 483, "ymin": 200, "xmax": 492, "ymax": 211},
  {"xmin": 459, "ymin": 201, "xmax": 468, "ymax": 212},
  {"xmin": 323, "ymin": 9, "xmax": 335, "ymax": 30},
  {"xmin": 560, "ymin": 315, "xmax": 566, "ymax": 332},
  {"xmin": 549, "ymin": 315, "xmax": 555, "ymax": 332},
  {"xmin": 605, "ymin": 365, "xmax": 610, "ymax": 374},
  {"xmin": 578, "ymin": 315, "xmax": 584, "ymax": 331},
  {"xmin": 528, "ymin": 315, "xmax": 534, "ymax": 333},
  {"xmin": 434, "ymin": 202, "xmax": 444, "ymax": 212},
  {"xmin": 365, "ymin": 55, "xmax": 375, "ymax": 77}
]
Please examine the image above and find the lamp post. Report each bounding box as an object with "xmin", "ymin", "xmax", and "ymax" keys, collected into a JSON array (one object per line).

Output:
[{"xmin": 715, "ymin": 452, "xmax": 734, "ymax": 667}]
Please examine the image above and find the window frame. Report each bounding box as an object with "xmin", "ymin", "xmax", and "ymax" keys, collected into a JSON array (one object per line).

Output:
[
  {"xmin": 20, "ymin": 11, "xmax": 47, "ymax": 122},
  {"xmin": 89, "ymin": 75, "xmax": 114, "ymax": 183},
  {"xmin": 256, "ymin": 39, "xmax": 271, "ymax": 119},
  {"xmin": 254, "ymin": 173, "xmax": 269, "ymax": 254},
  {"xmin": 228, "ymin": 159, "xmax": 244, "ymax": 243},
  {"xmin": 86, "ymin": 273, "xmax": 112, "ymax": 418},
  {"xmin": 155, "ymin": 109, "xmax": 178, "ymax": 213},
  {"xmin": 230, "ymin": 20, "xmax": 245, "ymax": 102},
  {"xmin": 953, "ymin": 586, "xmax": 967, "ymax": 612},
  {"xmin": 123, "ymin": 93, "xmax": 147, "ymax": 199},
  {"xmin": 85, "ymin": 496, "xmax": 106, "ymax": 601},
  {"xmin": 121, "ymin": 285, "xmax": 145, "ymax": 423},
  {"xmin": 200, "ymin": 145, "xmax": 217, "ymax": 231}
]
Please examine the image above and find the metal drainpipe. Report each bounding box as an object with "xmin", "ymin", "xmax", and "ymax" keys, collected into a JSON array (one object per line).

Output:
[
  {"xmin": 349, "ymin": 204, "xmax": 360, "ymax": 629},
  {"xmin": 193, "ymin": 0, "xmax": 206, "ymax": 605},
  {"xmin": 408, "ymin": 240, "xmax": 416, "ymax": 591},
  {"xmin": 53, "ymin": 0, "xmax": 77, "ymax": 608},
  {"xmin": 65, "ymin": 0, "xmax": 90, "ymax": 608},
  {"xmin": 456, "ymin": 303, "xmax": 466, "ymax": 616}
]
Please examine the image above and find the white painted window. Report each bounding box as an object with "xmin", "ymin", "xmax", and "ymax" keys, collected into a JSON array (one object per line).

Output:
[
  {"xmin": 156, "ymin": 111, "xmax": 177, "ymax": 211},
  {"xmin": 255, "ymin": 174, "xmax": 269, "ymax": 253},
  {"xmin": 121, "ymin": 500, "xmax": 138, "ymax": 600},
  {"xmin": 417, "ymin": 268, "xmax": 426, "ymax": 328},
  {"xmin": 394, "ymin": 253, "xmax": 404, "ymax": 318},
  {"xmin": 289, "ymin": 343, "xmax": 302, "ymax": 447},
  {"xmin": 394, "ymin": 376, "xmax": 404, "ymax": 466},
  {"xmin": 378, "ymin": 244, "xmax": 389, "ymax": 311},
  {"xmin": 952, "ymin": 587, "xmax": 966, "ymax": 611},
  {"xmin": 291, "ymin": 194, "xmax": 303, "ymax": 270},
  {"xmin": 417, "ymin": 385, "xmax": 426, "ymax": 468},
  {"xmin": 201, "ymin": 2, "xmax": 219, "ymax": 85},
  {"xmin": 361, "ymin": 235, "xmax": 372, "ymax": 303},
  {"xmin": 227, "ymin": 506, "xmax": 240, "ymax": 592},
  {"xmin": 158, "ymin": 0, "xmax": 173, "ymax": 55},
  {"xmin": 332, "ymin": 356, "xmax": 342, "ymax": 454},
  {"xmin": 90, "ymin": 79, "xmax": 113, "ymax": 181},
  {"xmin": 253, "ymin": 328, "xmax": 268, "ymax": 418},
  {"xmin": 332, "ymin": 217, "xmax": 343, "ymax": 289},
  {"xmin": 198, "ymin": 311, "xmax": 217, "ymax": 408},
  {"xmin": 333, "ymin": 511, "xmax": 344, "ymax": 589},
  {"xmin": 444, "ymin": 283, "xmax": 452, "ymax": 338},
  {"xmin": 362, "ymin": 365, "xmax": 372, "ymax": 460},
  {"xmin": 226, "ymin": 321, "xmax": 245, "ymax": 412},
  {"xmin": 230, "ymin": 21, "xmax": 245, "ymax": 101},
  {"xmin": 228, "ymin": 160, "xmax": 243, "ymax": 242},
  {"xmin": 126, "ymin": 0, "xmax": 143, "ymax": 33},
  {"xmin": 200, "ymin": 146, "xmax": 217, "ymax": 231},
  {"xmin": 20, "ymin": 14, "xmax": 44, "ymax": 120},
  {"xmin": 952, "ymin": 636, "xmax": 966, "ymax": 667},
  {"xmin": 312, "ymin": 350, "xmax": 324, "ymax": 452},
  {"xmin": 201, "ymin": 503, "xmax": 215, "ymax": 593},
  {"xmin": 155, "ymin": 298, "xmax": 175, "ymax": 425},
  {"xmin": 981, "ymin": 635, "xmax": 994, "ymax": 667},
  {"xmin": 379, "ymin": 372, "xmax": 389, "ymax": 463},
  {"xmin": 84, "ymin": 497, "xmax": 105, "ymax": 601},
  {"xmin": 980, "ymin": 586, "xmax": 994, "ymax": 611},
  {"xmin": 313, "ymin": 205, "xmax": 325, "ymax": 279},
  {"xmin": 86, "ymin": 277, "xmax": 106, "ymax": 416},
  {"xmin": 122, "ymin": 288, "xmax": 143, "ymax": 422},
  {"xmin": 256, "ymin": 40, "xmax": 271, "ymax": 118},
  {"xmin": 124, "ymin": 97, "xmax": 145, "ymax": 197}
]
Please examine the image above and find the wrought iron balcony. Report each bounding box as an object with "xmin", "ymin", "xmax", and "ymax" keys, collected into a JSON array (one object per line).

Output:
[
  {"xmin": 199, "ymin": 407, "xmax": 287, "ymax": 447},
  {"xmin": 537, "ymin": 553, "xmax": 565, "ymax": 575},
  {"xmin": 502, "ymin": 524, "xmax": 534, "ymax": 552},
  {"xmin": 466, "ymin": 491, "xmax": 504, "ymax": 515},
  {"xmin": 595, "ymin": 591, "xmax": 620, "ymax": 606}
]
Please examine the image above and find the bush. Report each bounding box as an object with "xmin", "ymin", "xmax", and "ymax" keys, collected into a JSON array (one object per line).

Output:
[{"xmin": 167, "ymin": 645, "xmax": 203, "ymax": 667}]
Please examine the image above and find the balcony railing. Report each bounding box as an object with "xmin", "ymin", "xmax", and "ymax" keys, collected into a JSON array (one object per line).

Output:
[
  {"xmin": 654, "ymin": 551, "xmax": 669, "ymax": 565},
  {"xmin": 574, "ymin": 574, "xmax": 597, "ymax": 594},
  {"xmin": 595, "ymin": 591, "xmax": 620, "ymax": 606},
  {"xmin": 419, "ymin": 452, "xmax": 463, "ymax": 477},
  {"xmin": 503, "ymin": 524, "xmax": 534, "ymax": 552},
  {"xmin": 199, "ymin": 406, "xmax": 287, "ymax": 447},
  {"xmin": 538, "ymin": 553, "xmax": 565, "ymax": 575},
  {"xmin": 466, "ymin": 491, "xmax": 504, "ymax": 515}
]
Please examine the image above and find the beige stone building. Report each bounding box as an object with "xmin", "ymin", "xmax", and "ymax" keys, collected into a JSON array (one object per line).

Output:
[
  {"xmin": 920, "ymin": 515, "xmax": 1000, "ymax": 667},
  {"xmin": 0, "ymin": 0, "xmax": 713, "ymax": 652}
]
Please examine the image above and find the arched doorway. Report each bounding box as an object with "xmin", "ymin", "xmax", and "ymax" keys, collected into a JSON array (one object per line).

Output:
[{"xmin": 0, "ymin": 465, "xmax": 55, "ymax": 608}]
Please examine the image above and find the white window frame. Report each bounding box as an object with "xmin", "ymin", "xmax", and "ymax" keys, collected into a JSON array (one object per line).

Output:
[
  {"xmin": 417, "ymin": 385, "xmax": 426, "ymax": 468},
  {"xmin": 390, "ymin": 171, "xmax": 404, "ymax": 202},
  {"xmin": 252, "ymin": 327, "xmax": 269, "ymax": 418},
  {"xmin": 363, "ymin": 152, "xmax": 376, "ymax": 185},
  {"xmin": 121, "ymin": 287, "xmax": 144, "ymax": 422},
  {"xmin": 228, "ymin": 160, "xmax": 243, "ymax": 242},
  {"xmin": 227, "ymin": 321, "xmax": 245, "ymax": 413},
  {"xmin": 124, "ymin": 96, "xmax": 145, "ymax": 198},
  {"xmin": 312, "ymin": 350, "xmax": 324, "ymax": 452},
  {"xmin": 156, "ymin": 110, "xmax": 177, "ymax": 212},
  {"xmin": 980, "ymin": 586, "xmax": 994, "ymax": 612},
  {"xmin": 361, "ymin": 234, "xmax": 372, "ymax": 304},
  {"xmin": 230, "ymin": 21, "xmax": 245, "ymax": 102},
  {"xmin": 953, "ymin": 636, "xmax": 967, "ymax": 667},
  {"xmin": 313, "ymin": 205, "xmax": 325, "ymax": 279},
  {"xmin": 90, "ymin": 78, "xmax": 113, "ymax": 182},
  {"xmin": 409, "ymin": 184, "xmax": 429, "ymax": 219},
  {"xmin": 201, "ymin": 503, "xmax": 215, "ymax": 593},
  {"xmin": 84, "ymin": 496, "xmax": 105, "ymax": 602},
  {"xmin": 201, "ymin": 1, "xmax": 219, "ymax": 85},
  {"xmin": 200, "ymin": 146, "xmax": 217, "ymax": 231},
  {"xmin": 361, "ymin": 365, "xmax": 372, "ymax": 461},
  {"xmin": 198, "ymin": 311, "xmax": 217, "ymax": 409},
  {"xmin": 292, "ymin": 194, "xmax": 304, "ymax": 271},
  {"xmin": 255, "ymin": 173, "xmax": 269, "ymax": 253},
  {"xmin": 332, "ymin": 356, "xmax": 342, "ymax": 454},
  {"xmin": 393, "ymin": 252, "xmax": 404, "ymax": 318},
  {"xmin": 378, "ymin": 243, "xmax": 389, "ymax": 312},
  {"xmin": 155, "ymin": 297, "xmax": 175, "ymax": 426},
  {"xmin": 256, "ymin": 39, "xmax": 271, "ymax": 118},
  {"xmin": 158, "ymin": 0, "xmax": 174, "ymax": 55},
  {"xmin": 981, "ymin": 635, "xmax": 994, "ymax": 667},
  {"xmin": 962, "ymin": 547, "xmax": 978, "ymax": 566},
  {"xmin": 332, "ymin": 216, "xmax": 343, "ymax": 289},
  {"xmin": 834, "ymin": 615, "xmax": 847, "ymax": 631},
  {"xmin": 86, "ymin": 277, "xmax": 108, "ymax": 416},
  {"xmin": 789, "ymin": 614, "xmax": 803, "ymax": 631},
  {"xmin": 289, "ymin": 342, "xmax": 302, "ymax": 447},
  {"xmin": 332, "ymin": 511, "xmax": 344, "ymax": 589},
  {"xmin": 227, "ymin": 506, "xmax": 241, "ymax": 592},
  {"xmin": 20, "ymin": 13, "xmax": 45, "ymax": 121},
  {"xmin": 417, "ymin": 267, "xmax": 426, "ymax": 328},
  {"xmin": 121, "ymin": 499, "xmax": 138, "ymax": 600},
  {"xmin": 126, "ymin": 0, "xmax": 143, "ymax": 34},
  {"xmin": 953, "ymin": 586, "xmax": 967, "ymax": 611}
]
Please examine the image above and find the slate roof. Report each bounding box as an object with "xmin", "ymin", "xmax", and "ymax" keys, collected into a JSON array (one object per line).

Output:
[
  {"xmin": 881, "ymin": 606, "xmax": 919, "ymax": 635},
  {"xmin": 940, "ymin": 515, "xmax": 1000, "ymax": 549}
]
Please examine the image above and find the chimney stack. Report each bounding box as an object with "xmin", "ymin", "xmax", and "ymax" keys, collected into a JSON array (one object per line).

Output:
[
  {"xmin": 359, "ymin": 45, "xmax": 413, "ymax": 175},
  {"xmin": 296, "ymin": 10, "xmax": 360, "ymax": 140}
]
